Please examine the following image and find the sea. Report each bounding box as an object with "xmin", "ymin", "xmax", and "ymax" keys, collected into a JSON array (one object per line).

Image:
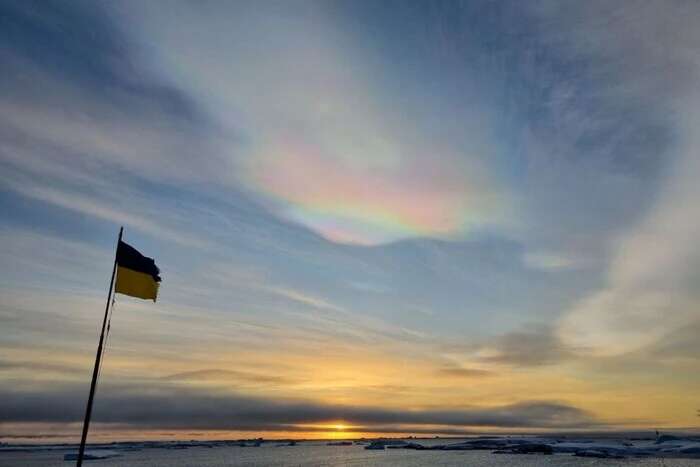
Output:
[{"xmin": 2, "ymin": 442, "xmax": 700, "ymax": 467}]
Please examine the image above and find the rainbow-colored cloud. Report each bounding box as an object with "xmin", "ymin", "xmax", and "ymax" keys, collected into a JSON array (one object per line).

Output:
[
  {"xmin": 243, "ymin": 137, "xmax": 505, "ymax": 245},
  {"xmin": 110, "ymin": 0, "xmax": 509, "ymax": 246}
]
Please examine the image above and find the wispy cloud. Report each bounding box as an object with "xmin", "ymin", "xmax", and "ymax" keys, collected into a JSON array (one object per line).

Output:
[
  {"xmin": 161, "ymin": 369, "xmax": 300, "ymax": 386},
  {"xmin": 266, "ymin": 287, "xmax": 343, "ymax": 312},
  {"xmin": 555, "ymin": 1, "xmax": 700, "ymax": 355},
  {"xmin": 0, "ymin": 227, "xmax": 110, "ymax": 290},
  {"xmin": 0, "ymin": 179, "xmax": 204, "ymax": 247},
  {"xmin": 522, "ymin": 251, "xmax": 581, "ymax": 271},
  {"xmin": 109, "ymin": 1, "xmax": 512, "ymax": 246}
]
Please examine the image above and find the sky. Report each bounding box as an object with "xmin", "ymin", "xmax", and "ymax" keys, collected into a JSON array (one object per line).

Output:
[{"xmin": 1, "ymin": 0, "xmax": 699, "ymax": 441}]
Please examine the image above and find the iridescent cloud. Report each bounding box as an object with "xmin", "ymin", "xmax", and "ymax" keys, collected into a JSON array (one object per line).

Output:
[
  {"xmin": 243, "ymin": 137, "xmax": 505, "ymax": 245},
  {"xmin": 110, "ymin": 3, "xmax": 509, "ymax": 246}
]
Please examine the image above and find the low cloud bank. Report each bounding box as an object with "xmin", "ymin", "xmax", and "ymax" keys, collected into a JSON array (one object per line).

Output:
[{"xmin": 0, "ymin": 384, "xmax": 597, "ymax": 431}]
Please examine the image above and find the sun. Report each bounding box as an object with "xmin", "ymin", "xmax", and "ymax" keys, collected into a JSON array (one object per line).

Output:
[{"xmin": 333, "ymin": 423, "xmax": 347, "ymax": 431}]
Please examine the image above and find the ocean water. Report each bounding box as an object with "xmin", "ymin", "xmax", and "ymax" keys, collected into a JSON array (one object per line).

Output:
[{"xmin": 2, "ymin": 444, "xmax": 699, "ymax": 467}]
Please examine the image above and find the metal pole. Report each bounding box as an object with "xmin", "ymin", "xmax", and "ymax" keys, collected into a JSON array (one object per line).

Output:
[{"xmin": 76, "ymin": 226, "xmax": 123, "ymax": 466}]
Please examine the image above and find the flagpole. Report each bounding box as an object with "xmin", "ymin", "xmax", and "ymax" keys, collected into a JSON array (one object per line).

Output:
[{"xmin": 76, "ymin": 226, "xmax": 123, "ymax": 467}]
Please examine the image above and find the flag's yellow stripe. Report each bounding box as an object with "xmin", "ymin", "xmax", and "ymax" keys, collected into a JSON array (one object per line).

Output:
[{"xmin": 115, "ymin": 266, "xmax": 159, "ymax": 302}]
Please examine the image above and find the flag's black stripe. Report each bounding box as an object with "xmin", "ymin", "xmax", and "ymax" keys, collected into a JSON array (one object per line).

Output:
[{"xmin": 116, "ymin": 240, "xmax": 161, "ymax": 282}]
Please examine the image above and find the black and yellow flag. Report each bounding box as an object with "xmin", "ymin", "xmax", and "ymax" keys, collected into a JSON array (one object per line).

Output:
[{"xmin": 115, "ymin": 240, "xmax": 161, "ymax": 302}]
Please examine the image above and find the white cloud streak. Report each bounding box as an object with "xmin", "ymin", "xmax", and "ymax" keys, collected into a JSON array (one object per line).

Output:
[{"xmin": 556, "ymin": 1, "xmax": 700, "ymax": 355}]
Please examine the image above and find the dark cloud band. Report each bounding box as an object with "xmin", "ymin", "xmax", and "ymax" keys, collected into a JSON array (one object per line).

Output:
[{"xmin": 0, "ymin": 384, "xmax": 597, "ymax": 431}]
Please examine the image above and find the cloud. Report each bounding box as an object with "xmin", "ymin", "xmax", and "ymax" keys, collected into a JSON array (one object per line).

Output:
[
  {"xmin": 161, "ymin": 369, "xmax": 299, "ymax": 386},
  {"xmin": 245, "ymin": 142, "xmax": 505, "ymax": 245},
  {"xmin": 0, "ymin": 383, "xmax": 597, "ymax": 430},
  {"xmin": 522, "ymin": 251, "xmax": 580, "ymax": 271},
  {"xmin": 476, "ymin": 325, "xmax": 574, "ymax": 367},
  {"xmin": 0, "ymin": 38, "xmax": 225, "ymax": 248},
  {"xmin": 266, "ymin": 287, "xmax": 343, "ymax": 312},
  {"xmin": 436, "ymin": 367, "xmax": 493, "ymax": 378},
  {"xmin": 0, "ymin": 359, "xmax": 84, "ymax": 375},
  {"xmin": 0, "ymin": 179, "xmax": 204, "ymax": 247},
  {"xmin": 558, "ymin": 143, "xmax": 700, "ymax": 355},
  {"xmin": 649, "ymin": 321, "xmax": 700, "ymax": 361},
  {"xmin": 0, "ymin": 227, "xmax": 110, "ymax": 289},
  {"xmin": 0, "ymin": 2, "xmax": 512, "ymax": 248},
  {"xmin": 554, "ymin": 1, "xmax": 700, "ymax": 355},
  {"xmin": 108, "ymin": 1, "xmax": 512, "ymax": 246},
  {"xmin": 0, "ymin": 47, "xmax": 231, "ymax": 187}
]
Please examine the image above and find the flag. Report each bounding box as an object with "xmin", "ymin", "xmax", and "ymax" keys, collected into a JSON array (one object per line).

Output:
[{"xmin": 115, "ymin": 240, "xmax": 161, "ymax": 302}]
